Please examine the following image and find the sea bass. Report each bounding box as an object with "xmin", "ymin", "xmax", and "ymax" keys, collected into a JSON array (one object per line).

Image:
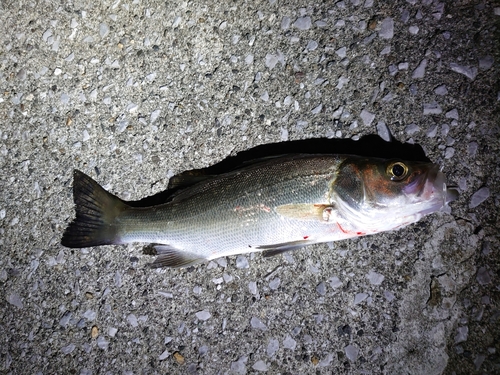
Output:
[{"xmin": 61, "ymin": 154, "xmax": 457, "ymax": 267}]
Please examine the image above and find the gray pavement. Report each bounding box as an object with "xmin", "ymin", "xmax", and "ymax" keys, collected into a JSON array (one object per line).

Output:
[{"xmin": 1, "ymin": 1, "xmax": 499, "ymax": 374}]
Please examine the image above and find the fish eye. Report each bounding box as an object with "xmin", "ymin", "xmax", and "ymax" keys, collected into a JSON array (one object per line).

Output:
[{"xmin": 387, "ymin": 161, "xmax": 408, "ymax": 181}]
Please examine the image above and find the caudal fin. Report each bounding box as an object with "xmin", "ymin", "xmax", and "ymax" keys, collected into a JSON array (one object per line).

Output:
[{"xmin": 61, "ymin": 170, "xmax": 129, "ymax": 248}]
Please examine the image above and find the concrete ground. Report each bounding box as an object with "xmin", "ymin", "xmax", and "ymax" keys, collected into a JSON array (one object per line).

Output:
[{"xmin": 1, "ymin": 1, "xmax": 499, "ymax": 374}]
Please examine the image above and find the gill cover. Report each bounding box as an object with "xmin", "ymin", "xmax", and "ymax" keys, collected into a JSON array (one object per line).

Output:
[{"xmin": 331, "ymin": 157, "xmax": 432, "ymax": 211}]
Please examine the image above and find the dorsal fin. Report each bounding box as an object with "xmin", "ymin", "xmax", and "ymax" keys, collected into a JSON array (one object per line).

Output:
[{"xmin": 167, "ymin": 172, "xmax": 215, "ymax": 190}]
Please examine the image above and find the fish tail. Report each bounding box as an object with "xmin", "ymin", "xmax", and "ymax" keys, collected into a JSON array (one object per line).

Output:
[{"xmin": 61, "ymin": 170, "xmax": 129, "ymax": 248}]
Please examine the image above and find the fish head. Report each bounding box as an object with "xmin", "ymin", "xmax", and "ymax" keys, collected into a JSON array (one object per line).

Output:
[{"xmin": 331, "ymin": 157, "xmax": 458, "ymax": 232}]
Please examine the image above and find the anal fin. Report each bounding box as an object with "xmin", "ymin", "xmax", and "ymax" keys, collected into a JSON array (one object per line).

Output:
[{"xmin": 148, "ymin": 244, "xmax": 205, "ymax": 268}]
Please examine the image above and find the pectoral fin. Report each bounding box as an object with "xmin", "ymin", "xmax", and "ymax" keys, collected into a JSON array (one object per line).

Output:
[
  {"xmin": 275, "ymin": 204, "xmax": 335, "ymax": 221},
  {"xmin": 257, "ymin": 240, "xmax": 316, "ymax": 257},
  {"xmin": 148, "ymin": 245, "xmax": 205, "ymax": 268}
]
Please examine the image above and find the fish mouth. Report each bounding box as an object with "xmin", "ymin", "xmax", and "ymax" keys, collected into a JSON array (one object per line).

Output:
[{"xmin": 405, "ymin": 165, "xmax": 458, "ymax": 215}]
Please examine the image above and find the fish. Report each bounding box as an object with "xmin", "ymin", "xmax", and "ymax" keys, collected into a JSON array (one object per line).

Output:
[{"xmin": 61, "ymin": 154, "xmax": 458, "ymax": 268}]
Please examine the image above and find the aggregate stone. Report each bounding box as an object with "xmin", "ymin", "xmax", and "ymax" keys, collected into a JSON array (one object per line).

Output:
[{"xmin": 0, "ymin": 1, "xmax": 498, "ymax": 374}]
